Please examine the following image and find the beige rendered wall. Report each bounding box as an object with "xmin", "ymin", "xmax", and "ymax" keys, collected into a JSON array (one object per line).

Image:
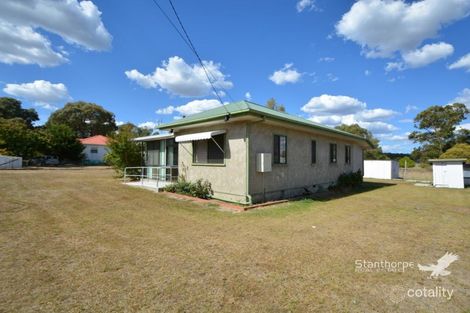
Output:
[
  {"xmin": 176, "ymin": 122, "xmax": 249, "ymax": 204},
  {"xmin": 248, "ymin": 122, "xmax": 364, "ymax": 203}
]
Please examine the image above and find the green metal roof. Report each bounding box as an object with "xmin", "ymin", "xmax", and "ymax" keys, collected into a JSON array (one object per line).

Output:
[{"xmin": 158, "ymin": 100, "xmax": 369, "ymax": 144}]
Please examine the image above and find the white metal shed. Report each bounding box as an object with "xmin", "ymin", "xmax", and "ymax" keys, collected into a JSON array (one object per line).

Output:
[
  {"xmin": 429, "ymin": 159, "xmax": 467, "ymax": 189},
  {"xmin": 363, "ymin": 160, "xmax": 399, "ymax": 180}
]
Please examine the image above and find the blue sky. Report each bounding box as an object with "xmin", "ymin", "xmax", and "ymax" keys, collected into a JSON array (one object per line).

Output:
[{"xmin": 1, "ymin": 0, "xmax": 470, "ymax": 153}]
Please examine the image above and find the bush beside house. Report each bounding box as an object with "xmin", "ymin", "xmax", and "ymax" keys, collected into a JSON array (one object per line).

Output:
[{"xmin": 164, "ymin": 178, "xmax": 214, "ymax": 199}]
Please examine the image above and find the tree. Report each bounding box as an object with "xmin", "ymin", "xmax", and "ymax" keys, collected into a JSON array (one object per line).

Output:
[
  {"xmin": 0, "ymin": 118, "xmax": 41, "ymax": 158},
  {"xmin": 409, "ymin": 103, "xmax": 469, "ymax": 157},
  {"xmin": 40, "ymin": 124, "xmax": 84, "ymax": 162},
  {"xmin": 47, "ymin": 101, "xmax": 117, "ymax": 138},
  {"xmin": 410, "ymin": 145, "xmax": 441, "ymax": 166},
  {"xmin": 439, "ymin": 143, "xmax": 470, "ymax": 163},
  {"xmin": 399, "ymin": 156, "xmax": 415, "ymax": 168},
  {"xmin": 266, "ymin": 98, "xmax": 286, "ymax": 112},
  {"xmin": 104, "ymin": 127, "xmax": 143, "ymax": 175},
  {"xmin": 335, "ymin": 124, "xmax": 388, "ymax": 160},
  {"xmin": 0, "ymin": 97, "xmax": 39, "ymax": 128},
  {"xmin": 455, "ymin": 128, "xmax": 470, "ymax": 145},
  {"xmin": 118, "ymin": 123, "xmax": 152, "ymax": 137}
]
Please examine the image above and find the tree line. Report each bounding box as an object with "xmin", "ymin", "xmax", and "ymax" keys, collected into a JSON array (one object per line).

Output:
[{"xmin": 0, "ymin": 97, "xmax": 150, "ymax": 163}]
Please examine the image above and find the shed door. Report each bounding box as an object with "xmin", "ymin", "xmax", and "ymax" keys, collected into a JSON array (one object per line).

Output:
[{"xmin": 435, "ymin": 164, "xmax": 448, "ymax": 187}]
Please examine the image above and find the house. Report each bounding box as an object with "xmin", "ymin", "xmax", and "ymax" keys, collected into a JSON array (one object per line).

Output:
[
  {"xmin": 363, "ymin": 160, "xmax": 399, "ymax": 180},
  {"xmin": 133, "ymin": 101, "xmax": 370, "ymax": 204},
  {"xmin": 79, "ymin": 135, "xmax": 109, "ymax": 164},
  {"xmin": 429, "ymin": 159, "xmax": 469, "ymax": 189}
]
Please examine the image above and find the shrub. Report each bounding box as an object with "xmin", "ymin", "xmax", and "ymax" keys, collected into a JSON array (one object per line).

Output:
[
  {"xmin": 333, "ymin": 170, "xmax": 363, "ymax": 190},
  {"xmin": 399, "ymin": 156, "xmax": 415, "ymax": 168},
  {"xmin": 189, "ymin": 179, "xmax": 214, "ymax": 199},
  {"xmin": 164, "ymin": 177, "xmax": 213, "ymax": 199},
  {"xmin": 440, "ymin": 143, "xmax": 470, "ymax": 163}
]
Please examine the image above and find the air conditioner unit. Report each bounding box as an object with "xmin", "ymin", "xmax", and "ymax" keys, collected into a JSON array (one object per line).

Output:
[{"xmin": 256, "ymin": 153, "xmax": 272, "ymax": 172}]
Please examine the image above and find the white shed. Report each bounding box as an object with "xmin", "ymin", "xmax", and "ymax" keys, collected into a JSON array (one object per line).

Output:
[
  {"xmin": 363, "ymin": 160, "xmax": 400, "ymax": 180},
  {"xmin": 429, "ymin": 159, "xmax": 467, "ymax": 189}
]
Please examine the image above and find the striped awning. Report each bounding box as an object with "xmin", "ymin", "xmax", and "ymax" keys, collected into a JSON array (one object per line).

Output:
[{"xmin": 175, "ymin": 130, "xmax": 225, "ymax": 143}]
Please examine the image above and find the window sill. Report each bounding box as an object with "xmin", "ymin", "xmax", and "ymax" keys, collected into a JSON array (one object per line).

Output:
[{"xmin": 192, "ymin": 163, "xmax": 226, "ymax": 167}]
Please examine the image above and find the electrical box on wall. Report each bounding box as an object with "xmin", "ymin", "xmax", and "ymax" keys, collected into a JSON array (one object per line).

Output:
[{"xmin": 256, "ymin": 153, "xmax": 272, "ymax": 172}]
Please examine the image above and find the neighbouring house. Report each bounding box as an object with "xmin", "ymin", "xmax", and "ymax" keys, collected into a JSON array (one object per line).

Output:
[
  {"xmin": 79, "ymin": 135, "xmax": 109, "ymax": 165},
  {"xmin": 132, "ymin": 101, "xmax": 370, "ymax": 204},
  {"xmin": 363, "ymin": 160, "xmax": 399, "ymax": 180},
  {"xmin": 429, "ymin": 159, "xmax": 469, "ymax": 189}
]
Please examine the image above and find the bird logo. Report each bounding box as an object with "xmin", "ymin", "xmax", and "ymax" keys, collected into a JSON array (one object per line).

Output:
[{"xmin": 418, "ymin": 252, "xmax": 459, "ymax": 278}]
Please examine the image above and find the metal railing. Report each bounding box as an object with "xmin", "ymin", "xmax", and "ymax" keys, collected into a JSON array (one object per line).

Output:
[{"xmin": 123, "ymin": 166, "xmax": 178, "ymax": 189}]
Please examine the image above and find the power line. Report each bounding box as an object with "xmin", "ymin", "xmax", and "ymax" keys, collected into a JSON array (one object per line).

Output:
[
  {"xmin": 167, "ymin": 0, "xmax": 234, "ymax": 104},
  {"xmin": 149, "ymin": 0, "xmax": 233, "ymax": 114}
]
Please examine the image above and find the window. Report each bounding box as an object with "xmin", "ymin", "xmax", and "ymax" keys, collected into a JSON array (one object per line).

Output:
[
  {"xmin": 311, "ymin": 140, "xmax": 316, "ymax": 164},
  {"xmin": 329, "ymin": 143, "xmax": 337, "ymax": 163},
  {"xmin": 192, "ymin": 134, "xmax": 225, "ymax": 164},
  {"xmin": 345, "ymin": 145, "xmax": 351, "ymax": 164},
  {"xmin": 273, "ymin": 135, "xmax": 287, "ymax": 164},
  {"xmin": 90, "ymin": 147, "xmax": 98, "ymax": 154}
]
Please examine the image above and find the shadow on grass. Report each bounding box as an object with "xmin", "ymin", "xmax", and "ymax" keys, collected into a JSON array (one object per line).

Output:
[{"xmin": 297, "ymin": 181, "xmax": 396, "ymax": 203}]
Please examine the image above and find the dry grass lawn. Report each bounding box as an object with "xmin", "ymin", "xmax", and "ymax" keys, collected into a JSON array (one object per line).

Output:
[{"xmin": 0, "ymin": 168, "xmax": 469, "ymax": 312}]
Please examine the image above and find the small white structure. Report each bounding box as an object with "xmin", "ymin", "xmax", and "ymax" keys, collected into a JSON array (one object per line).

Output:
[
  {"xmin": 0, "ymin": 155, "xmax": 22, "ymax": 169},
  {"xmin": 363, "ymin": 160, "xmax": 399, "ymax": 180},
  {"xmin": 79, "ymin": 135, "xmax": 109, "ymax": 164},
  {"xmin": 429, "ymin": 159, "xmax": 467, "ymax": 189}
]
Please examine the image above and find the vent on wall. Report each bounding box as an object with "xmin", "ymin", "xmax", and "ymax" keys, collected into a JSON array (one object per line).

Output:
[{"xmin": 256, "ymin": 153, "xmax": 272, "ymax": 172}]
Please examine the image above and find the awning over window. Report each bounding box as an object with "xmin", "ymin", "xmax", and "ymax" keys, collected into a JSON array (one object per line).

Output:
[{"xmin": 175, "ymin": 130, "xmax": 225, "ymax": 143}]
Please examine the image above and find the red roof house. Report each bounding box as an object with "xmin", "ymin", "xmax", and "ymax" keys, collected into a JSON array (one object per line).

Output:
[
  {"xmin": 79, "ymin": 135, "xmax": 109, "ymax": 146},
  {"xmin": 79, "ymin": 135, "xmax": 109, "ymax": 164}
]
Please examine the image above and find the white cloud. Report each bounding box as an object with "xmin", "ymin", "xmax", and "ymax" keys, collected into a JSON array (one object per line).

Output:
[
  {"xmin": 385, "ymin": 62, "xmax": 405, "ymax": 72},
  {"xmin": 399, "ymin": 118, "xmax": 414, "ymax": 123},
  {"xmin": 359, "ymin": 121, "xmax": 398, "ymax": 133},
  {"xmin": 302, "ymin": 94, "xmax": 398, "ymax": 133},
  {"xmin": 402, "ymin": 42, "xmax": 454, "ymax": 68},
  {"xmin": 377, "ymin": 133, "xmax": 410, "ymax": 141},
  {"xmin": 3, "ymin": 80, "xmax": 70, "ymax": 110},
  {"xmin": 365, "ymin": 70, "xmax": 371, "ymax": 76},
  {"xmin": 0, "ymin": 22, "xmax": 68, "ymax": 67},
  {"xmin": 450, "ymin": 88, "xmax": 470, "ymax": 108},
  {"xmin": 457, "ymin": 123, "xmax": 470, "ymax": 130},
  {"xmin": 156, "ymin": 99, "xmax": 222, "ymax": 117},
  {"xmin": 138, "ymin": 121, "xmax": 157, "ymax": 129},
  {"xmin": 269, "ymin": 63, "xmax": 302, "ymax": 85},
  {"xmin": 125, "ymin": 56, "xmax": 233, "ymax": 97},
  {"xmin": 296, "ymin": 0, "xmax": 316, "ymax": 12},
  {"xmin": 302, "ymin": 95, "xmax": 367, "ymax": 115},
  {"xmin": 116, "ymin": 121, "xmax": 125, "ymax": 126},
  {"xmin": 448, "ymin": 53, "xmax": 470, "ymax": 72},
  {"xmin": 156, "ymin": 106, "xmax": 175, "ymax": 115},
  {"xmin": 357, "ymin": 108, "xmax": 398, "ymax": 121},
  {"xmin": 405, "ymin": 105, "xmax": 419, "ymax": 113},
  {"xmin": 326, "ymin": 73, "xmax": 339, "ymax": 82},
  {"xmin": 319, "ymin": 57, "xmax": 335, "ymax": 62},
  {"xmin": 245, "ymin": 92, "xmax": 252, "ymax": 100},
  {"xmin": 0, "ymin": 0, "xmax": 111, "ymax": 67},
  {"xmin": 336, "ymin": 0, "xmax": 470, "ymax": 59},
  {"xmin": 309, "ymin": 113, "xmax": 398, "ymax": 134}
]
